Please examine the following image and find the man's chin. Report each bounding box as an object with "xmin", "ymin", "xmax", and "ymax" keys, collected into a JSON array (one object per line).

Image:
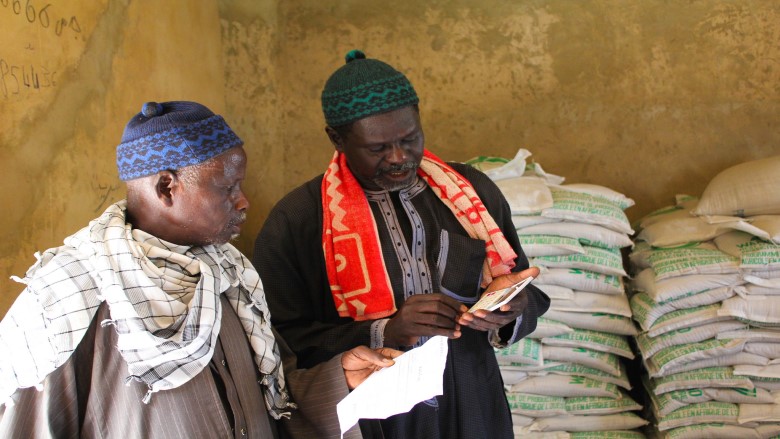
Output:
[
  {"xmin": 374, "ymin": 175, "xmax": 418, "ymax": 192},
  {"xmin": 208, "ymin": 232, "xmax": 239, "ymax": 246}
]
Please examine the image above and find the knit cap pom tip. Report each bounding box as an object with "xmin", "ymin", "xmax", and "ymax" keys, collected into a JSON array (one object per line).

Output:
[
  {"xmin": 141, "ymin": 102, "xmax": 164, "ymax": 118},
  {"xmin": 345, "ymin": 49, "xmax": 366, "ymax": 64}
]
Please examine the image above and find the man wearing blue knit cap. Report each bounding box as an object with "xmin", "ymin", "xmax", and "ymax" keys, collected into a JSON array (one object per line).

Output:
[{"xmin": 0, "ymin": 101, "xmax": 399, "ymax": 438}]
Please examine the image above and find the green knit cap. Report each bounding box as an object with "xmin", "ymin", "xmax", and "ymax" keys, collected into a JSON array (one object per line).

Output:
[{"xmin": 321, "ymin": 50, "xmax": 419, "ymax": 127}]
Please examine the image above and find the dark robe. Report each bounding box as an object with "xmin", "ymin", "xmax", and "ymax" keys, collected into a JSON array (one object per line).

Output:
[{"xmin": 254, "ymin": 162, "xmax": 550, "ymax": 439}]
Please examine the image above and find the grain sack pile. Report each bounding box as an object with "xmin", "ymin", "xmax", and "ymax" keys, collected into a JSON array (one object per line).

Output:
[
  {"xmin": 629, "ymin": 155, "xmax": 780, "ymax": 439},
  {"xmin": 467, "ymin": 149, "xmax": 649, "ymax": 439}
]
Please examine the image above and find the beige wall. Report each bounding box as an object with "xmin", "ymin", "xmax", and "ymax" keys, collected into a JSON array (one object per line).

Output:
[{"xmin": 2, "ymin": 0, "xmax": 778, "ymax": 317}]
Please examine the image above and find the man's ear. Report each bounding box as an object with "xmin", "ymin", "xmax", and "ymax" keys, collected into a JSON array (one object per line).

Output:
[
  {"xmin": 325, "ymin": 126, "xmax": 344, "ymax": 152},
  {"xmin": 155, "ymin": 170, "xmax": 177, "ymax": 207}
]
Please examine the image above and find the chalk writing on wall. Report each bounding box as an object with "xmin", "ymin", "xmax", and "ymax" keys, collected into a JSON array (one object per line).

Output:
[
  {"xmin": 0, "ymin": 59, "xmax": 57, "ymax": 97},
  {"xmin": 1, "ymin": 0, "xmax": 83, "ymax": 99},
  {"xmin": 0, "ymin": 0, "xmax": 81, "ymax": 36},
  {"xmin": 93, "ymin": 182, "xmax": 120, "ymax": 213}
]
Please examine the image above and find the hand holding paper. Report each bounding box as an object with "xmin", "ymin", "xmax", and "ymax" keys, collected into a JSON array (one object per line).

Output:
[
  {"xmin": 467, "ymin": 275, "xmax": 534, "ymax": 313},
  {"xmin": 336, "ymin": 336, "xmax": 449, "ymax": 436},
  {"xmin": 459, "ymin": 267, "xmax": 539, "ymax": 331}
]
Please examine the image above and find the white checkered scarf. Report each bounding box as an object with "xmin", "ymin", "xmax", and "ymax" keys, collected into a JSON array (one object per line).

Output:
[{"xmin": 0, "ymin": 201, "xmax": 294, "ymax": 419}]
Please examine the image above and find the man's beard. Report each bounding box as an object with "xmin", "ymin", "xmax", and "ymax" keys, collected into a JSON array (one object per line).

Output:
[
  {"xmin": 372, "ymin": 162, "xmax": 419, "ymax": 192},
  {"xmin": 226, "ymin": 212, "xmax": 247, "ymax": 242}
]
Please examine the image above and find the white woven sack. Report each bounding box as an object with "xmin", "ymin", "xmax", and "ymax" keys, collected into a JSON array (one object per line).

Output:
[
  {"xmin": 465, "ymin": 148, "xmax": 530, "ymax": 181},
  {"xmin": 693, "ymin": 155, "xmax": 780, "ymax": 217},
  {"xmin": 528, "ymin": 412, "xmax": 648, "ymax": 432},
  {"xmin": 496, "ymin": 176, "xmax": 554, "ymax": 215},
  {"xmin": 518, "ymin": 222, "xmax": 632, "ymax": 249},
  {"xmin": 549, "ymin": 183, "xmax": 635, "ymax": 210}
]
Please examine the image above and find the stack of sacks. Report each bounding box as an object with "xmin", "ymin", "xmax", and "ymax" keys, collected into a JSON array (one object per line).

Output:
[
  {"xmin": 629, "ymin": 155, "xmax": 780, "ymax": 439},
  {"xmin": 468, "ymin": 149, "xmax": 648, "ymax": 439}
]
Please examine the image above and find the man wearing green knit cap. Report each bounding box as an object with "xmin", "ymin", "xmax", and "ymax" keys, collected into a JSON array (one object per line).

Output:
[{"xmin": 254, "ymin": 50, "xmax": 549, "ymax": 438}]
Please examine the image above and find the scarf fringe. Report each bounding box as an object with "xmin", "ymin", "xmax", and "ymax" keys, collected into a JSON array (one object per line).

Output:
[
  {"xmin": 9, "ymin": 275, "xmax": 25, "ymax": 285},
  {"xmin": 142, "ymin": 387, "xmax": 154, "ymax": 404}
]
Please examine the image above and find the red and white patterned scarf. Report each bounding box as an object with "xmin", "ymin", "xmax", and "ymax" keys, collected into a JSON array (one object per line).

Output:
[{"xmin": 322, "ymin": 149, "xmax": 517, "ymax": 321}]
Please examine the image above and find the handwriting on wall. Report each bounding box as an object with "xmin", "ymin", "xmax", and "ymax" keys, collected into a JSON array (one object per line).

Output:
[
  {"xmin": 1, "ymin": 0, "xmax": 81, "ymax": 99},
  {"xmin": 92, "ymin": 181, "xmax": 119, "ymax": 213},
  {"xmin": 1, "ymin": 0, "xmax": 81, "ymax": 36},
  {"xmin": 0, "ymin": 60, "xmax": 56, "ymax": 97}
]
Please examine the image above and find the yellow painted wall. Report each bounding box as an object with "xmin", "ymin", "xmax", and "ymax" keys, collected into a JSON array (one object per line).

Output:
[{"xmin": 2, "ymin": 0, "xmax": 779, "ymax": 317}]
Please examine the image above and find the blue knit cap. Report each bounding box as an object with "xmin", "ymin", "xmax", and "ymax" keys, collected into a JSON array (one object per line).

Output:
[
  {"xmin": 321, "ymin": 50, "xmax": 419, "ymax": 127},
  {"xmin": 116, "ymin": 101, "xmax": 243, "ymax": 181}
]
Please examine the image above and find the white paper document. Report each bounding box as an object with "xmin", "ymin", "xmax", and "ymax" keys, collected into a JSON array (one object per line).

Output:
[{"xmin": 337, "ymin": 335, "xmax": 449, "ymax": 436}]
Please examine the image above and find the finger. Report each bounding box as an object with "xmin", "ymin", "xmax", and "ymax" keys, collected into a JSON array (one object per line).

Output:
[
  {"xmin": 394, "ymin": 321, "xmax": 461, "ymax": 344},
  {"xmin": 351, "ymin": 346, "xmax": 396, "ymax": 367},
  {"xmin": 459, "ymin": 309, "xmax": 517, "ymax": 330},
  {"xmin": 517, "ymin": 266, "xmax": 540, "ymax": 280},
  {"xmin": 458, "ymin": 314, "xmax": 494, "ymax": 331},
  {"xmin": 402, "ymin": 305, "xmax": 461, "ymax": 326},
  {"xmin": 406, "ymin": 322, "xmax": 462, "ymax": 339},
  {"xmin": 409, "ymin": 293, "xmax": 467, "ymax": 312},
  {"xmin": 342, "ymin": 347, "xmax": 382, "ymax": 372},
  {"xmin": 388, "ymin": 320, "xmax": 452, "ymax": 343},
  {"xmin": 420, "ymin": 312, "xmax": 462, "ymax": 330},
  {"xmin": 498, "ymin": 291, "xmax": 529, "ymax": 313},
  {"xmin": 377, "ymin": 347, "xmax": 404, "ymax": 360},
  {"xmin": 408, "ymin": 294, "xmax": 466, "ymax": 316},
  {"xmin": 461, "ymin": 306, "xmax": 516, "ymax": 321},
  {"xmin": 485, "ymin": 267, "xmax": 540, "ymax": 293},
  {"xmin": 431, "ymin": 293, "xmax": 469, "ymax": 313},
  {"xmin": 430, "ymin": 327, "xmax": 462, "ymax": 339}
]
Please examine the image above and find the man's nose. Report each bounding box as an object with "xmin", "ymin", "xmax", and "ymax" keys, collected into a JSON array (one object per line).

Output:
[
  {"xmin": 385, "ymin": 143, "xmax": 408, "ymax": 164},
  {"xmin": 235, "ymin": 190, "xmax": 250, "ymax": 211}
]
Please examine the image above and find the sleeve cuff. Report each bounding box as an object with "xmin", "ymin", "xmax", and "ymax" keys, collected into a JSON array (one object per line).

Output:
[
  {"xmin": 489, "ymin": 313, "xmax": 524, "ymax": 348},
  {"xmin": 370, "ymin": 319, "xmax": 390, "ymax": 349}
]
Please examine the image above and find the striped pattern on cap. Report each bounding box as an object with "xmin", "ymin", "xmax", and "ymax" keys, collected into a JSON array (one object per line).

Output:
[{"xmin": 116, "ymin": 101, "xmax": 243, "ymax": 181}]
